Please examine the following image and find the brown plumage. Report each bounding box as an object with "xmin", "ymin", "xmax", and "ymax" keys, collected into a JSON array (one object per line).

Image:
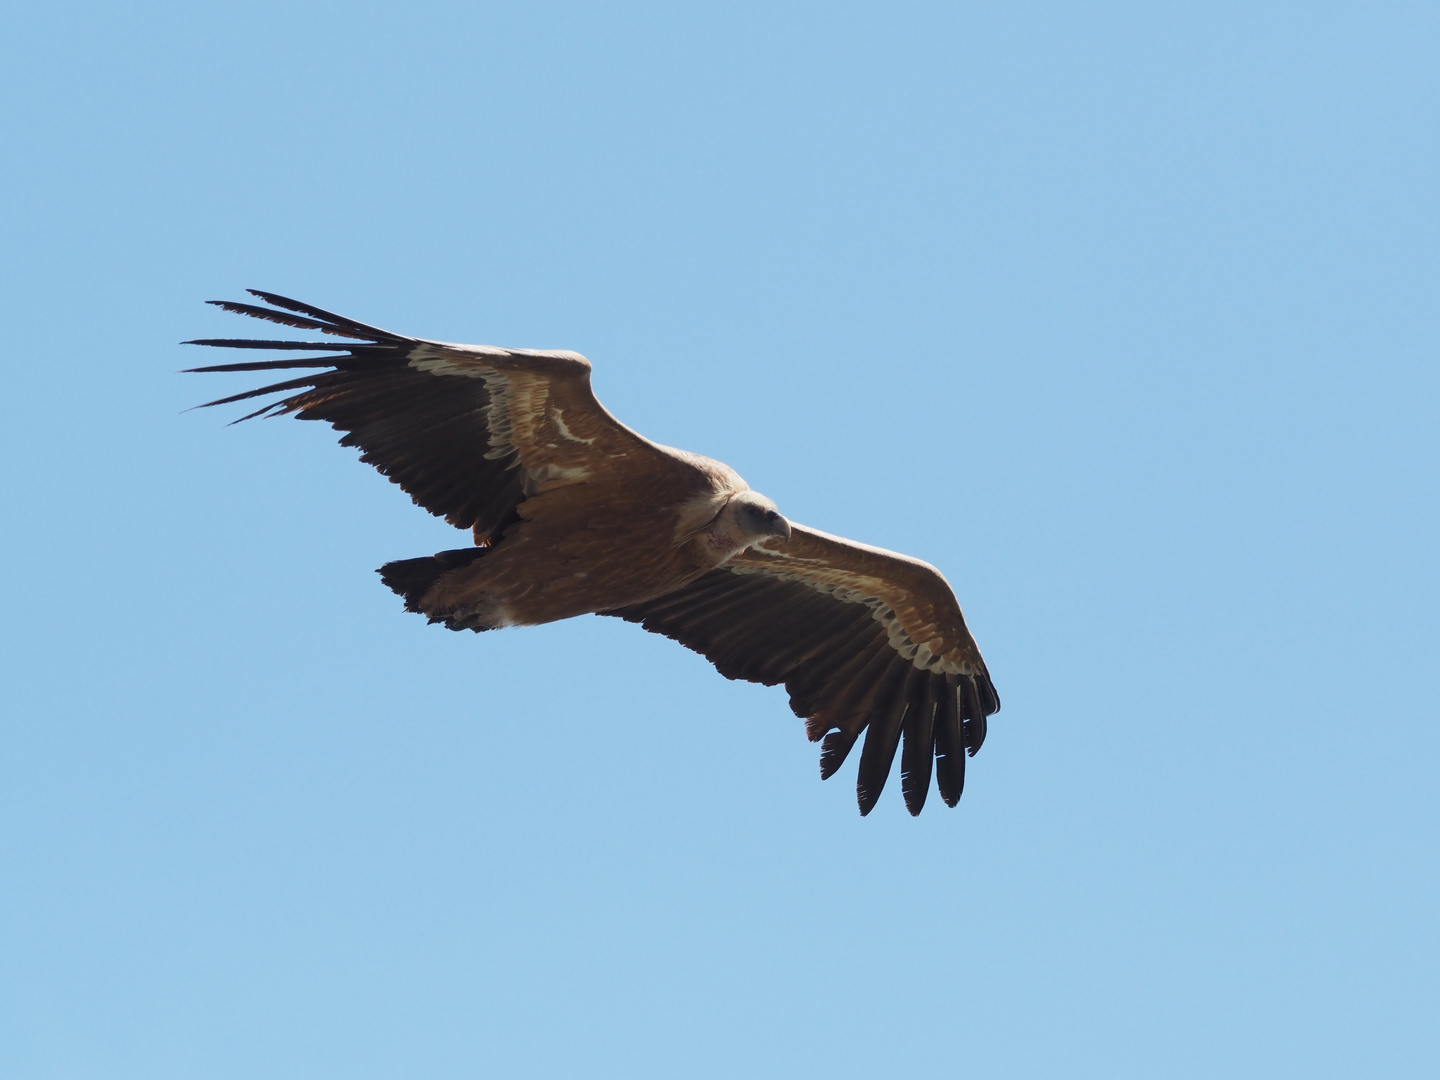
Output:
[{"xmin": 188, "ymin": 290, "xmax": 999, "ymax": 815}]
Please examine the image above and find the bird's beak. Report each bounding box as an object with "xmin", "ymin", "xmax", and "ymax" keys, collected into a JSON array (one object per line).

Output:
[{"xmin": 767, "ymin": 512, "xmax": 793, "ymax": 542}]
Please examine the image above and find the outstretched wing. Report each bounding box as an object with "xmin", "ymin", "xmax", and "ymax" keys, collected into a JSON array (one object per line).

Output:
[
  {"xmin": 187, "ymin": 290, "xmax": 677, "ymax": 543},
  {"xmin": 603, "ymin": 525, "xmax": 999, "ymax": 816}
]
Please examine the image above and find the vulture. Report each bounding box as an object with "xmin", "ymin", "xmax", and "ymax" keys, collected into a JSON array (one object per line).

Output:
[{"xmin": 188, "ymin": 291, "xmax": 1000, "ymax": 815}]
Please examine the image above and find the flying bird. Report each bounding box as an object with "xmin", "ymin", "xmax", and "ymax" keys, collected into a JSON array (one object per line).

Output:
[{"xmin": 188, "ymin": 291, "xmax": 999, "ymax": 815}]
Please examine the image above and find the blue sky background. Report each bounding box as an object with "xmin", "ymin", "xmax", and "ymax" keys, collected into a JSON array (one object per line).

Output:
[{"xmin": 2, "ymin": 1, "xmax": 1437, "ymax": 1076}]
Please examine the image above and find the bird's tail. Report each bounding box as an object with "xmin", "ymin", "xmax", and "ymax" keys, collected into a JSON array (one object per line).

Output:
[{"xmin": 377, "ymin": 547, "xmax": 490, "ymax": 613}]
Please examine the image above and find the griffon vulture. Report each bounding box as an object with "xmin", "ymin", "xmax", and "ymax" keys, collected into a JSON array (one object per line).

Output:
[{"xmin": 188, "ymin": 291, "xmax": 999, "ymax": 815}]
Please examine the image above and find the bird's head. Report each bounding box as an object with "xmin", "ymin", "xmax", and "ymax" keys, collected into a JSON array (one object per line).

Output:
[{"xmin": 725, "ymin": 491, "xmax": 792, "ymax": 547}]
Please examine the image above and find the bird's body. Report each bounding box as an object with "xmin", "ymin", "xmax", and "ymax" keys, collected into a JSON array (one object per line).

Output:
[
  {"xmin": 190, "ymin": 291, "xmax": 999, "ymax": 815},
  {"xmin": 393, "ymin": 450, "xmax": 764, "ymax": 629}
]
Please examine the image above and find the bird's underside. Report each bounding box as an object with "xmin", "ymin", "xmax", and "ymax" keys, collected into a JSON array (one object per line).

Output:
[{"xmin": 188, "ymin": 290, "xmax": 1000, "ymax": 815}]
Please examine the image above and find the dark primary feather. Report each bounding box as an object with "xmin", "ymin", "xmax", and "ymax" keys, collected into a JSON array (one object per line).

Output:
[
  {"xmin": 855, "ymin": 667, "xmax": 916, "ymax": 815},
  {"xmin": 183, "ymin": 356, "xmax": 359, "ymax": 374},
  {"xmin": 232, "ymin": 289, "xmax": 394, "ymax": 338},
  {"xmin": 185, "ymin": 339, "xmax": 362, "ymax": 351},
  {"xmin": 960, "ymin": 676, "xmax": 994, "ymax": 753},
  {"xmin": 203, "ymin": 300, "xmax": 335, "ymax": 333},
  {"xmin": 933, "ymin": 678, "xmax": 966, "ymax": 807},
  {"xmin": 900, "ymin": 674, "xmax": 937, "ymax": 815}
]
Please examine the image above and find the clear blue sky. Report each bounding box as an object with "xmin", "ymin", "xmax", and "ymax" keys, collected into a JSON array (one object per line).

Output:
[{"xmin": 2, "ymin": 2, "xmax": 1436, "ymax": 1076}]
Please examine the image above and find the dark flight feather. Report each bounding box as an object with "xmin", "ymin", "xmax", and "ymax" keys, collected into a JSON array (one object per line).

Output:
[
  {"xmin": 855, "ymin": 666, "xmax": 916, "ymax": 815},
  {"xmin": 900, "ymin": 674, "xmax": 938, "ymax": 816},
  {"xmin": 933, "ymin": 681, "xmax": 966, "ymax": 807}
]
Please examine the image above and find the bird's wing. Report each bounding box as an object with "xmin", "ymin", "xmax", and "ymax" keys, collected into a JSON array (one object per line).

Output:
[
  {"xmin": 187, "ymin": 290, "xmax": 688, "ymax": 543},
  {"xmin": 602, "ymin": 524, "xmax": 999, "ymax": 815}
]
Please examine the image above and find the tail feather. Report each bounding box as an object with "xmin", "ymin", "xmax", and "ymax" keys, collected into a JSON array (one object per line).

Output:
[{"xmin": 378, "ymin": 547, "xmax": 489, "ymax": 613}]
